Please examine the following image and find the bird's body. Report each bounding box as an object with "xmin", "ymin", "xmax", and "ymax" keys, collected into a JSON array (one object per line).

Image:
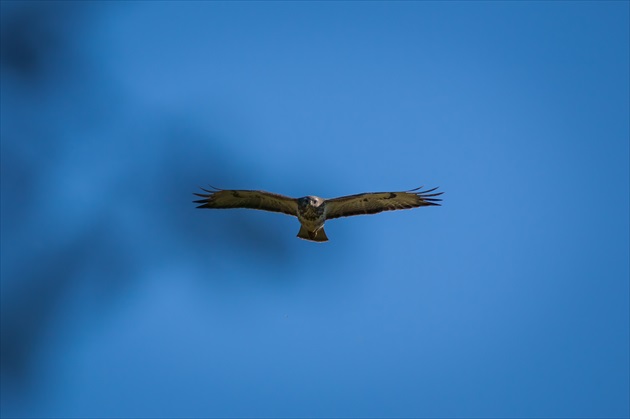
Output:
[
  {"xmin": 194, "ymin": 186, "xmax": 442, "ymax": 242},
  {"xmin": 296, "ymin": 196, "xmax": 328, "ymax": 241}
]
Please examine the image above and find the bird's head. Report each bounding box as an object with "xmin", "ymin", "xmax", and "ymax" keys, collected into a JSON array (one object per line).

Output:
[{"xmin": 298, "ymin": 196, "xmax": 323, "ymax": 208}]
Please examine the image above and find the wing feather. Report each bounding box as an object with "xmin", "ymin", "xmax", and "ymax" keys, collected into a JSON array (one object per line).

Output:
[
  {"xmin": 324, "ymin": 186, "xmax": 442, "ymax": 220},
  {"xmin": 194, "ymin": 186, "xmax": 298, "ymax": 217}
]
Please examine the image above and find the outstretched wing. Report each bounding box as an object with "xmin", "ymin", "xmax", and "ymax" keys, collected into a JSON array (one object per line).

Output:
[
  {"xmin": 194, "ymin": 186, "xmax": 298, "ymax": 217},
  {"xmin": 324, "ymin": 187, "xmax": 443, "ymax": 220}
]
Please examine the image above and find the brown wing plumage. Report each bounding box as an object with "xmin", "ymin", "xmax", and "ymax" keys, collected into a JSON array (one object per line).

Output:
[
  {"xmin": 194, "ymin": 186, "xmax": 298, "ymax": 216},
  {"xmin": 324, "ymin": 187, "xmax": 442, "ymax": 220}
]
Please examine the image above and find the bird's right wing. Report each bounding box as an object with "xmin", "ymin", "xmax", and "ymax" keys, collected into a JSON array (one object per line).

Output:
[
  {"xmin": 194, "ymin": 186, "xmax": 298, "ymax": 217},
  {"xmin": 325, "ymin": 187, "xmax": 442, "ymax": 220}
]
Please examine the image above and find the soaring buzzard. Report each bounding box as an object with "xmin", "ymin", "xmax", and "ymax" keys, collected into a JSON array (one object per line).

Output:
[{"xmin": 194, "ymin": 186, "xmax": 443, "ymax": 242}]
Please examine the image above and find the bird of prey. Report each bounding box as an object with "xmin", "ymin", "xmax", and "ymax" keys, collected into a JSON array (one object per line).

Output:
[{"xmin": 193, "ymin": 186, "xmax": 443, "ymax": 242}]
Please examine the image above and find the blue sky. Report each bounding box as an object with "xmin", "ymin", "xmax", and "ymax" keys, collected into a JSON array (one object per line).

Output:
[{"xmin": 1, "ymin": 1, "xmax": 628, "ymax": 418}]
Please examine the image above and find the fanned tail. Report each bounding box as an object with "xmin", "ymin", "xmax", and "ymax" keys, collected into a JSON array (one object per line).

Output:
[{"xmin": 297, "ymin": 226, "xmax": 329, "ymax": 242}]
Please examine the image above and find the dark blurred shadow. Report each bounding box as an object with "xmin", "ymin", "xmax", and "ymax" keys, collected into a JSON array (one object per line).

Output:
[
  {"xmin": 0, "ymin": 1, "xmax": 86, "ymax": 87},
  {"xmin": 0, "ymin": 1, "xmax": 297, "ymax": 397},
  {"xmin": 0, "ymin": 221, "xmax": 124, "ymax": 387}
]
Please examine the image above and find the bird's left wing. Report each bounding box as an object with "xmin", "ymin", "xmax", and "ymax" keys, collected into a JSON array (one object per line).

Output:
[
  {"xmin": 194, "ymin": 187, "xmax": 298, "ymax": 216},
  {"xmin": 325, "ymin": 187, "xmax": 442, "ymax": 220}
]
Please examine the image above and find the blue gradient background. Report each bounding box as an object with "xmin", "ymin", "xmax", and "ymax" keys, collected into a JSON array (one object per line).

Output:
[{"xmin": 1, "ymin": 2, "xmax": 628, "ymax": 418}]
